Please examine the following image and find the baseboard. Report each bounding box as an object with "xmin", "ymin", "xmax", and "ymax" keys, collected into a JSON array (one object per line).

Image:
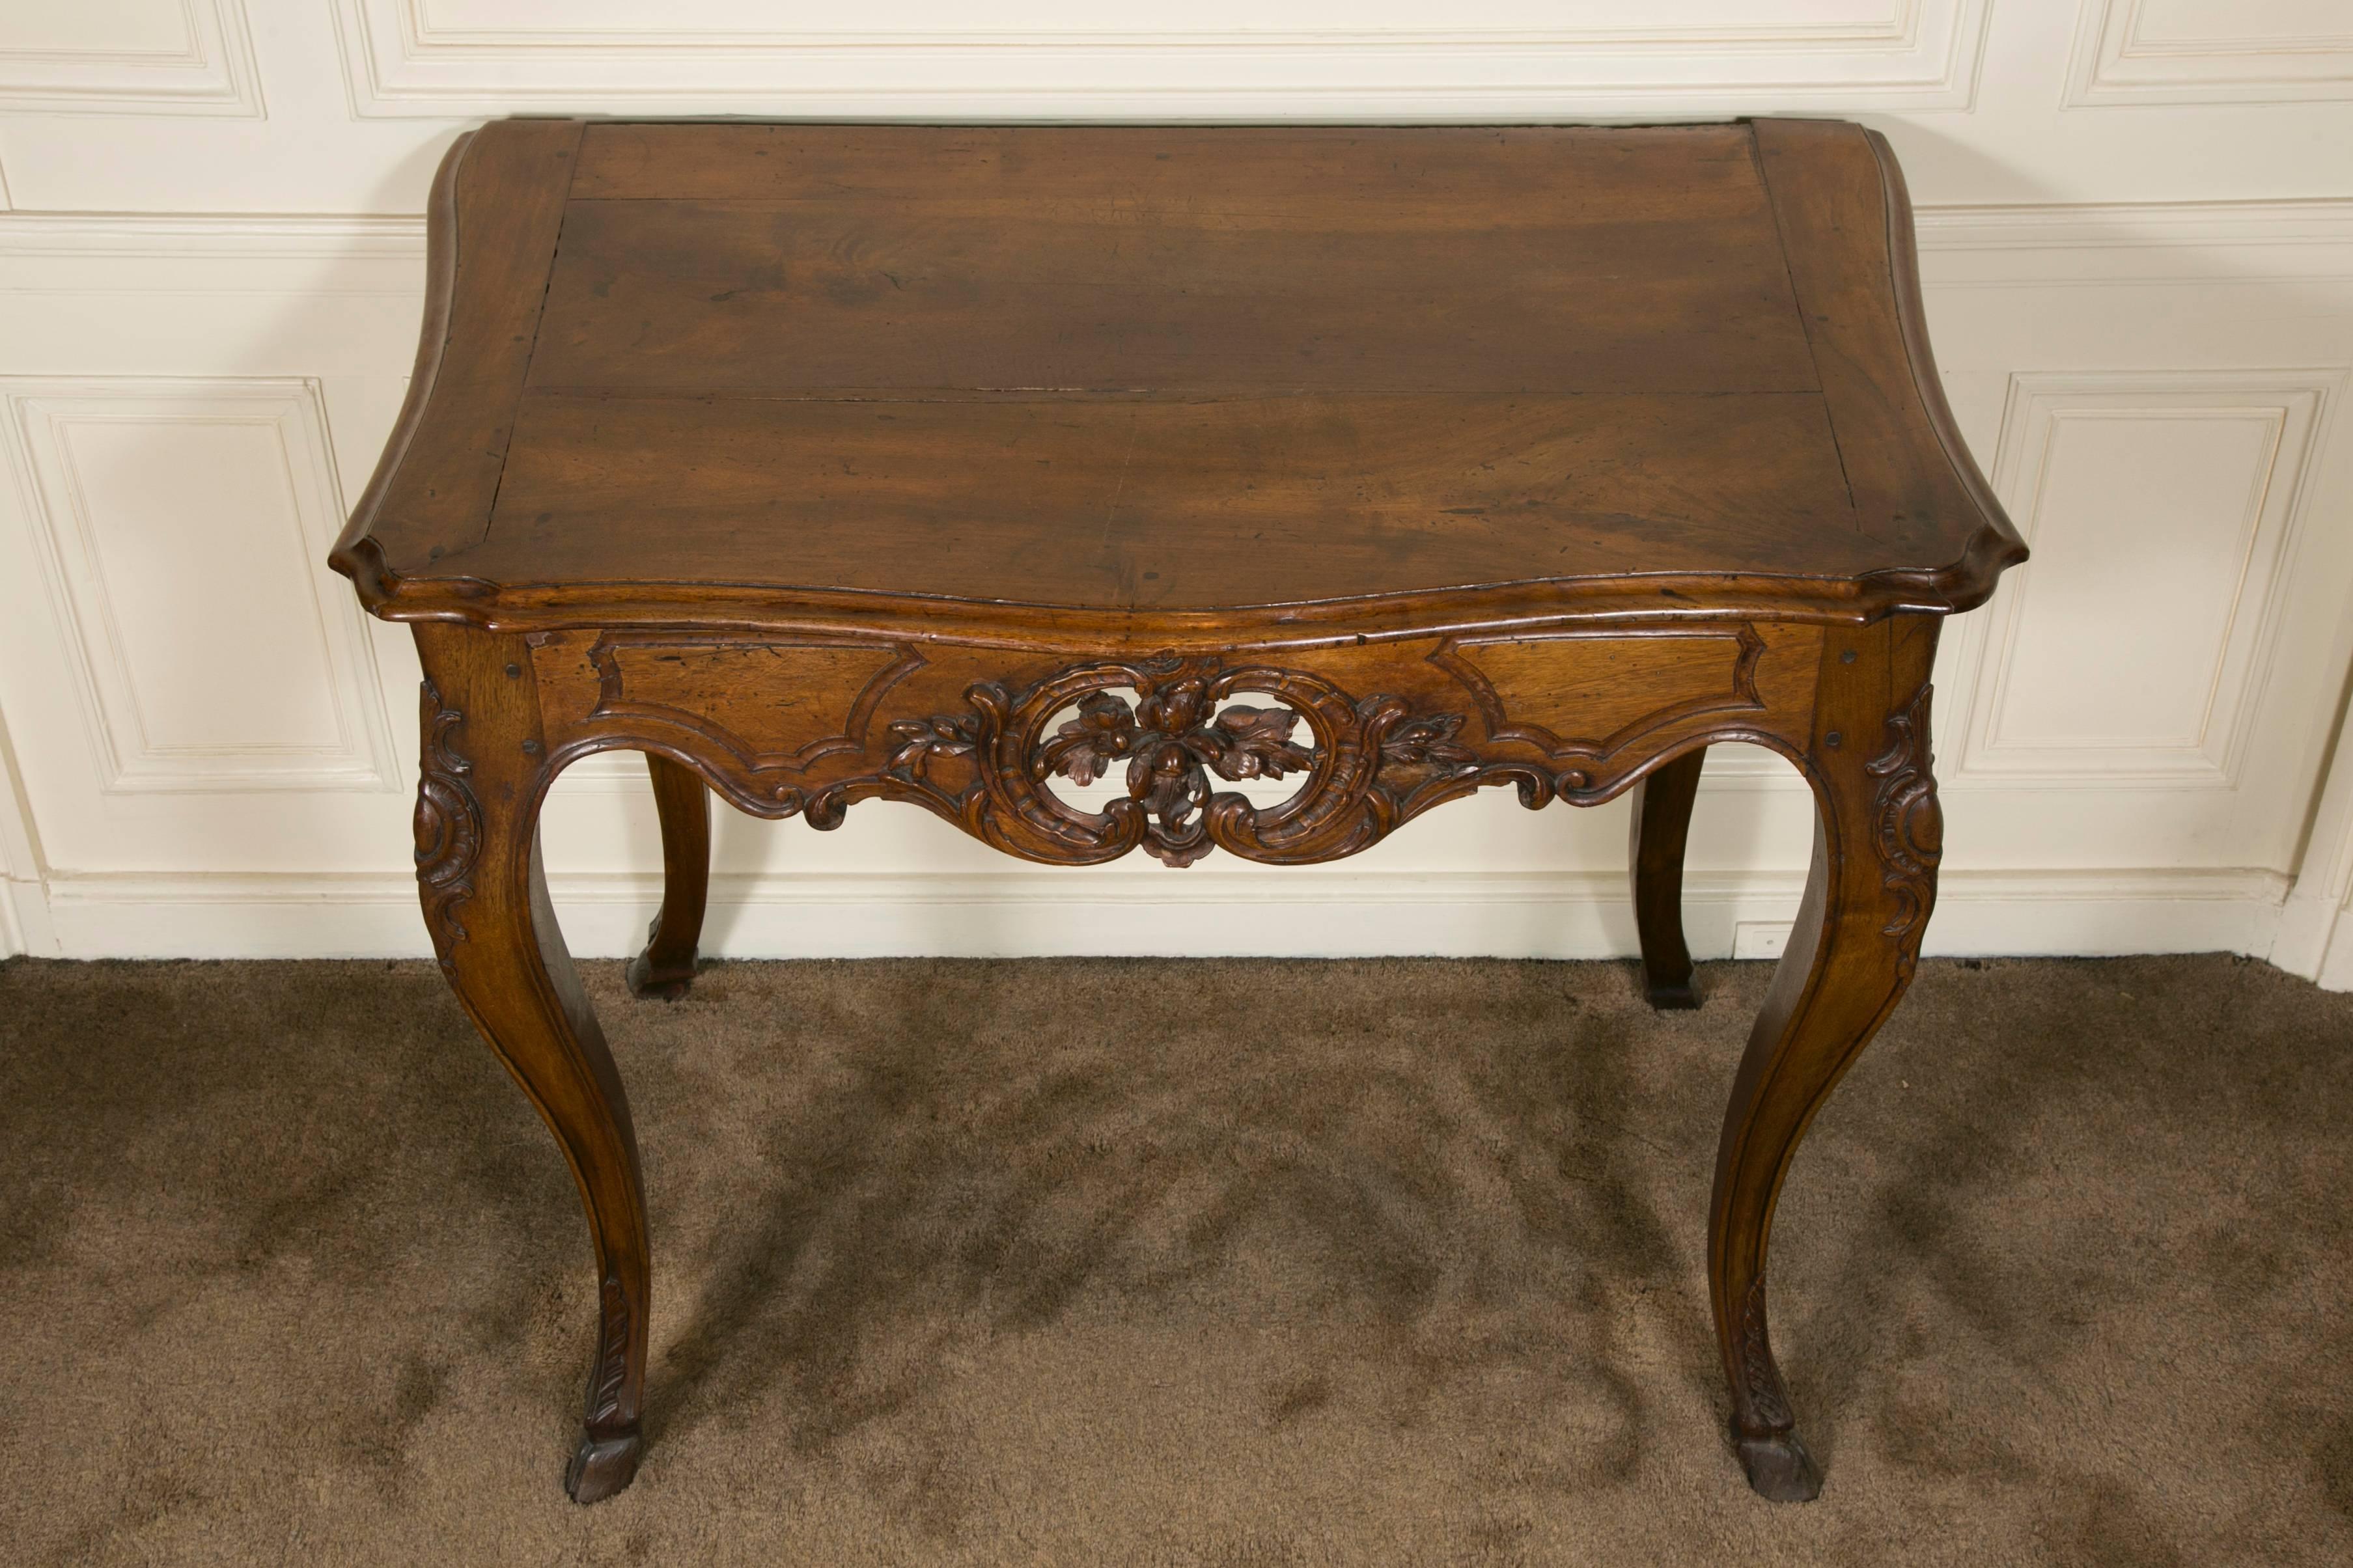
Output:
[
  {"xmin": 14, "ymin": 865, "xmax": 2290, "ymax": 965},
  {"xmin": 2270, "ymin": 888, "xmax": 2341, "ymax": 978},
  {"xmin": 0, "ymin": 875, "xmax": 38, "ymax": 959},
  {"xmin": 2320, "ymin": 913, "xmax": 2353, "ymax": 992}
]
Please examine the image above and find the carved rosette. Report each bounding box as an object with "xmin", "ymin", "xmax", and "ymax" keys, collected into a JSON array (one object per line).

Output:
[
  {"xmin": 801, "ymin": 653, "xmax": 1565, "ymax": 868},
  {"xmin": 1863, "ymin": 681, "xmax": 1942, "ymax": 973},
  {"xmin": 413, "ymin": 680, "xmax": 482, "ymax": 974}
]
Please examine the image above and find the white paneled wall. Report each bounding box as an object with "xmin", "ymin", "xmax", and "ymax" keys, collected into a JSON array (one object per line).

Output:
[
  {"xmin": 2066, "ymin": 0, "xmax": 2353, "ymax": 105},
  {"xmin": 0, "ymin": 0, "xmax": 264, "ymax": 117},
  {"xmin": 1, "ymin": 1, "xmax": 2351, "ymax": 985},
  {"xmin": 3, "ymin": 378, "xmax": 395, "ymax": 796}
]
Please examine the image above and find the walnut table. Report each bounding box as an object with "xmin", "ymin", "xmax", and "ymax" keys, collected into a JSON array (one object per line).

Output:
[{"xmin": 329, "ymin": 118, "xmax": 2026, "ymax": 1505}]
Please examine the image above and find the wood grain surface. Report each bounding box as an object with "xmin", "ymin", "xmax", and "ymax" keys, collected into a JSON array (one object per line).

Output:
[{"xmin": 332, "ymin": 117, "xmax": 2023, "ymax": 632}]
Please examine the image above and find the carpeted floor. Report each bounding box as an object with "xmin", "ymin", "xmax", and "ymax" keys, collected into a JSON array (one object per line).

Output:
[{"xmin": 1, "ymin": 952, "xmax": 2348, "ymax": 1565}]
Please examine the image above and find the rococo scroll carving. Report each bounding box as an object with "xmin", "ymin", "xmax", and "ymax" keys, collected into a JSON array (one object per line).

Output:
[
  {"xmin": 777, "ymin": 652, "xmax": 1587, "ymax": 868},
  {"xmin": 413, "ymin": 679, "xmax": 482, "ymax": 973},
  {"xmin": 1865, "ymin": 680, "xmax": 1942, "ymax": 972}
]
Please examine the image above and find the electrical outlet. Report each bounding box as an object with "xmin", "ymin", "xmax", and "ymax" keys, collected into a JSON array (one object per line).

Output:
[{"xmin": 1733, "ymin": 921, "xmax": 1791, "ymax": 960}]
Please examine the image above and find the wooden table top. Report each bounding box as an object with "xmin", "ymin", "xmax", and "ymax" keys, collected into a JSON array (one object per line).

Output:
[{"xmin": 333, "ymin": 118, "xmax": 2022, "ymax": 638}]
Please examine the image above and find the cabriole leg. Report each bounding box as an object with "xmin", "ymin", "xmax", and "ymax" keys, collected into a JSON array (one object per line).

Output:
[
  {"xmin": 411, "ymin": 626, "xmax": 651, "ymax": 1504},
  {"xmin": 626, "ymin": 752, "xmax": 710, "ymax": 1000},
  {"xmin": 1629, "ymin": 746, "xmax": 1707, "ymax": 1008},
  {"xmin": 1710, "ymin": 618, "xmax": 1941, "ymax": 1501}
]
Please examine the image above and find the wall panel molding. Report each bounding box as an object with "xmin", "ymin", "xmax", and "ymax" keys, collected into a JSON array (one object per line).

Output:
[
  {"xmin": 0, "ymin": 214, "xmax": 430, "ymax": 304},
  {"xmin": 0, "ymin": 377, "xmax": 398, "ymax": 795},
  {"xmin": 2067, "ymin": 0, "xmax": 2353, "ymax": 107},
  {"xmin": 332, "ymin": 0, "xmax": 1991, "ymax": 116},
  {"xmin": 0, "ymin": 212, "xmax": 425, "ymax": 263},
  {"xmin": 1915, "ymin": 203, "xmax": 2353, "ymax": 288},
  {"xmin": 1917, "ymin": 198, "xmax": 2353, "ymax": 249},
  {"xmin": 18, "ymin": 197, "xmax": 2349, "ymax": 273},
  {"xmin": 0, "ymin": 0, "xmax": 263, "ymax": 118},
  {"xmin": 1949, "ymin": 369, "xmax": 2342, "ymax": 790}
]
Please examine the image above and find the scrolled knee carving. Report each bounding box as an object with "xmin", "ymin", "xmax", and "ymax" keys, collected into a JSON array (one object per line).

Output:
[
  {"xmin": 1865, "ymin": 680, "xmax": 1942, "ymax": 972},
  {"xmin": 413, "ymin": 678, "xmax": 484, "ymax": 974}
]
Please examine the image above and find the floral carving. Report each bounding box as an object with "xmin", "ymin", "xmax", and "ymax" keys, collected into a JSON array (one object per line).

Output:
[
  {"xmin": 413, "ymin": 679, "xmax": 481, "ymax": 974},
  {"xmin": 1037, "ymin": 677, "xmax": 1318, "ymax": 866},
  {"xmin": 1376, "ymin": 709, "xmax": 1479, "ymax": 770},
  {"xmin": 796, "ymin": 652, "xmax": 1587, "ymax": 868},
  {"xmin": 1865, "ymin": 681, "xmax": 1942, "ymax": 974},
  {"xmin": 885, "ymin": 713, "xmax": 982, "ymax": 776}
]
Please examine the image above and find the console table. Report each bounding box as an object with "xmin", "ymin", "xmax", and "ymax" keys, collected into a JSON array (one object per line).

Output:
[{"xmin": 329, "ymin": 117, "xmax": 2025, "ymax": 1506}]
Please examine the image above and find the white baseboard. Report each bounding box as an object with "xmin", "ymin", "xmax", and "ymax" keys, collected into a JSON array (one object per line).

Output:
[
  {"xmin": 2270, "ymin": 888, "xmax": 2343, "ymax": 978},
  {"xmin": 0, "ymin": 875, "xmax": 37, "ymax": 959},
  {"xmin": 2320, "ymin": 912, "xmax": 2353, "ymax": 992},
  {"xmin": 12, "ymin": 865, "xmax": 2290, "ymax": 966}
]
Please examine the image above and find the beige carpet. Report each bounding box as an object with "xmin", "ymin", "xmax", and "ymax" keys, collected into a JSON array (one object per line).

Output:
[{"xmin": 2, "ymin": 952, "xmax": 2348, "ymax": 1565}]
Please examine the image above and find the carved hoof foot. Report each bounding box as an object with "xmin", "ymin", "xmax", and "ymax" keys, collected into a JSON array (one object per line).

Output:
[
  {"xmin": 624, "ymin": 950, "xmax": 694, "ymax": 1001},
  {"xmin": 1645, "ymin": 977, "xmax": 1702, "ymax": 1010},
  {"xmin": 565, "ymin": 1427, "xmax": 643, "ymax": 1504},
  {"xmin": 1734, "ymin": 1427, "xmax": 1822, "ymax": 1503},
  {"xmin": 624, "ymin": 915, "xmax": 695, "ymax": 1000}
]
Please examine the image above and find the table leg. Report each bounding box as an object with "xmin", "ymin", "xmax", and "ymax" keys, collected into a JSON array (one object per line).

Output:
[
  {"xmin": 411, "ymin": 626, "xmax": 651, "ymax": 1504},
  {"xmin": 626, "ymin": 752, "xmax": 710, "ymax": 1000},
  {"xmin": 1628, "ymin": 746, "xmax": 1707, "ymax": 1009},
  {"xmin": 1709, "ymin": 618, "xmax": 1940, "ymax": 1501}
]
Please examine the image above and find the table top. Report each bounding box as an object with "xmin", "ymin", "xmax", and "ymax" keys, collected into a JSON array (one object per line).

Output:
[{"xmin": 332, "ymin": 118, "xmax": 2022, "ymax": 638}]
